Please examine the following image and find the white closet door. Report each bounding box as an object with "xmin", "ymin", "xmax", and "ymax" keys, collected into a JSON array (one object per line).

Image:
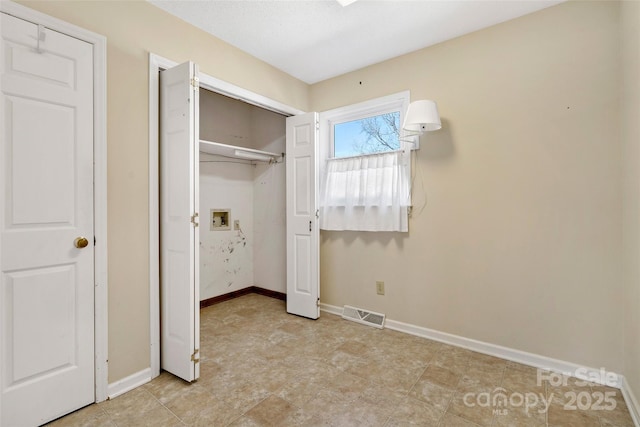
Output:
[
  {"xmin": 160, "ymin": 61, "xmax": 200, "ymax": 382},
  {"xmin": 286, "ymin": 113, "xmax": 320, "ymax": 319},
  {"xmin": 0, "ymin": 13, "xmax": 95, "ymax": 425}
]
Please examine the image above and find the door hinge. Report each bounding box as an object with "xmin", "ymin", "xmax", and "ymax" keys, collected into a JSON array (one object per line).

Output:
[
  {"xmin": 315, "ymin": 209, "xmax": 320, "ymax": 219},
  {"xmin": 191, "ymin": 212, "xmax": 199, "ymax": 227},
  {"xmin": 191, "ymin": 349, "xmax": 200, "ymax": 364},
  {"xmin": 315, "ymin": 120, "xmax": 320, "ymax": 130},
  {"xmin": 317, "ymin": 298, "xmax": 320, "ymax": 307},
  {"xmin": 191, "ymin": 76, "xmax": 199, "ymax": 88}
]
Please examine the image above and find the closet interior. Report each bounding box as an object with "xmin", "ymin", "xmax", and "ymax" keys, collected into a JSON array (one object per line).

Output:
[{"xmin": 198, "ymin": 89, "xmax": 287, "ymax": 302}]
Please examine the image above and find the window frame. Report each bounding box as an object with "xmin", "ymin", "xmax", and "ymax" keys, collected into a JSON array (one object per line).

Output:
[
  {"xmin": 317, "ymin": 91, "xmax": 413, "ymax": 232},
  {"xmin": 320, "ymin": 91, "xmax": 411, "ymax": 159}
]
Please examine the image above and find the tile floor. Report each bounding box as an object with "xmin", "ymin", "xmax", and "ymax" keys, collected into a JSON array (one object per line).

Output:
[{"xmin": 48, "ymin": 294, "xmax": 635, "ymax": 426}]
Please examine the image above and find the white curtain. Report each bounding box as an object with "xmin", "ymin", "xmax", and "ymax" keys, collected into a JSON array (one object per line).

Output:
[{"xmin": 319, "ymin": 150, "xmax": 410, "ymax": 232}]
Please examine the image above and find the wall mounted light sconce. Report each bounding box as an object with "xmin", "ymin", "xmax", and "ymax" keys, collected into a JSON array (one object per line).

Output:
[{"xmin": 402, "ymin": 100, "xmax": 442, "ymax": 149}]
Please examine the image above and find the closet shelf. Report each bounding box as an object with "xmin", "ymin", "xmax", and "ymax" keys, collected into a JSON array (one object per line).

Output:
[{"xmin": 199, "ymin": 139, "xmax": 281, "ymax": 163}]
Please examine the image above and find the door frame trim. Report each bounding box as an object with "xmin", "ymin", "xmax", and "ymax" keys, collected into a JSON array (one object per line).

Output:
[
  {"xmin": 148, "ymin": 53, "xmax": 304, "ymax": 378},
  {"xmin": 0, "ymin": 1, "xmax": 109, "ymax": 403}
]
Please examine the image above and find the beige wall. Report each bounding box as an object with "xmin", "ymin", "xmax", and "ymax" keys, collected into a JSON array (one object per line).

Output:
[
  {"xmin": 18, "ymin": 0, "xmax": 308, "ymax": 382},
  {"xmin": 312, "ymin": 1, "xmax": 625, "ymax": 372},
  {"xmin": 622, "ymin": 0, "xmax": 640, "ymax": 399}
]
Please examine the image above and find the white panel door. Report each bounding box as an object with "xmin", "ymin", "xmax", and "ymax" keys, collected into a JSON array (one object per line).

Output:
[
  {"xmin": 286, "ymin": 113, "xmax": 319, "ymax": 319},
  {"xmin": 0, "ymin": 13, "xmax": 95, "ymax": 426},
  {"xmin": 160, "ymin": 61, "xmax": 200, "ymax": 382}
]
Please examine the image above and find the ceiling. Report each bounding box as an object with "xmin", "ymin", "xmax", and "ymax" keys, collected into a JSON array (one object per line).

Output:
[{"xmin": 149, "ymin": 0, "xmax": 564, "ymax": 84}]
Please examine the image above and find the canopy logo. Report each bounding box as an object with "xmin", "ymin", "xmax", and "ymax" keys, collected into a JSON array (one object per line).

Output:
[
  {"xmin": 463, "ymin": 387, "xmax": 550, "ymax": 415},
  {"xmin": 464, "ymin": 367, "xmax": 621, "ymax": 415}
]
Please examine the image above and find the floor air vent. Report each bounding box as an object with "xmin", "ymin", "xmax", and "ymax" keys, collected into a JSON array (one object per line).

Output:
[{"xmin": 342, "ymin": 305, "xmax": 385, "ymax": 329}]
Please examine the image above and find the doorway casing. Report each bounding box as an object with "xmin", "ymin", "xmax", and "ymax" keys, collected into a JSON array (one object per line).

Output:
[{"xmin": 148, "ymin": 53, "xmax": 304, "ymax": 378}]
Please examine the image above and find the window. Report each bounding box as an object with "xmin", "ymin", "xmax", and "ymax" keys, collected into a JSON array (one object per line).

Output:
[
  {"xmin": 326, "ymin": 92, "xmax": 409, "ymax": 159},
  {"xmin": 319, "ymin": 92, "xmax": 412, "ymax": 232},
  {"xmin": 333, "ymin": 111, "xmax": 401, "ymax": 158}
]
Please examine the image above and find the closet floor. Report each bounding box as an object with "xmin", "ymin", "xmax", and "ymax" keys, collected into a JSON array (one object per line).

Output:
[{"xmin": 48, "ymin": 294, "xmax": 635, "ymax": 426}]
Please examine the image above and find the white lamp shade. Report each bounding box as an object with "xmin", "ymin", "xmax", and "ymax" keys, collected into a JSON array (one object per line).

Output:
[{"xmin": 403, "ymin": 100, "xmax": 441, "ymax": 132}]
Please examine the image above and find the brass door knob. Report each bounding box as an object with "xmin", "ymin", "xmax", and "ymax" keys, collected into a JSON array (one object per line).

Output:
[{"xmin": 74, "ymin": 237, "xmax": 89, "ymax": 248}]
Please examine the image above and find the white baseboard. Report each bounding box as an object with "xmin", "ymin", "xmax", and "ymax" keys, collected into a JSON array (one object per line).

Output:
[
  {"xmin": 320, "ymin": 303, "xmax": 624, "ymax": 390},
  {"xmin": 107, "ymin": 367, "xmax": 152, "ymax": 400},
  {"xmin": 320, "ymin": 303, "xmax": 342, "ymax": 316},
  {"xmin": 622, "ymin": 377, "xmax": 640, "ymax": 427}
]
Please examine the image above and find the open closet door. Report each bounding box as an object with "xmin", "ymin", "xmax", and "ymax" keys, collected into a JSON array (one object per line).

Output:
[
  {"xmin": 159, "ymin": 61, "xmax": 200, "ymax": 382},
  {"xmin": 286, "ymin": 113, "xmax": 320, "ymax": 319}
]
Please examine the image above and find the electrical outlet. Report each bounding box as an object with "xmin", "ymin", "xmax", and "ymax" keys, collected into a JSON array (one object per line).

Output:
[
  {"xmin": 376, "ymin": 281, "xmax": 385, "ymax": 295},
  {"xmin": 234, "ymin": 220, "xmax": 240, "ymax": 230}
]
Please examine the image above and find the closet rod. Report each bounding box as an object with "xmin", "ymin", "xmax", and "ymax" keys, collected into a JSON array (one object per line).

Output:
[{"xmin": 199, "ymin": 139, "xmax": 282, "ymax": 163}]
